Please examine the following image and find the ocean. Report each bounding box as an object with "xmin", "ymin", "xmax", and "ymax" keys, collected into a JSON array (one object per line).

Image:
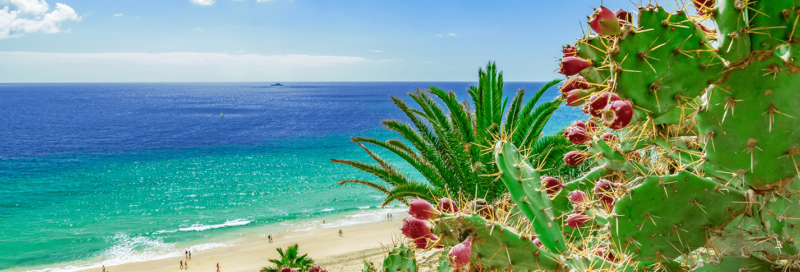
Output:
[{"xmin": 0, "ymin": 82, "xmax": 579, "ymax": 271}]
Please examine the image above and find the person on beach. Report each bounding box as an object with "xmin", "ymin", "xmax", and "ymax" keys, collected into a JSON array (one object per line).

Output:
[
  {"xmin": 180, "ymin": 260, "xmax": 184, "ymax": 269},
  {"xmin": 185, "ymin": 261, "xmax": 189, "ymax": 270},
  {"xmin": 185, "ymin": 250, "xmax": 188, "ymax": 259},
  {"xmin": 102, "ymin": 265, "xmax": 105, "ymax": 272},
  {"xmin": 189, "ymin": 251, "xmax": 192, "ymax": 260},
  {"xmin": 322, "ymin": 220, "xmax": 325, "ymax": 224},
  {"xmin": 217, "ymin": 262, "xmax": 220, "ymax": 272},
  {"xmin": 268, "ymin": 234, "xmax": 273, "ymax": 243},
  {"xmin": 338, "ymin": 229, "xmax": 343, "ymax": 237}
]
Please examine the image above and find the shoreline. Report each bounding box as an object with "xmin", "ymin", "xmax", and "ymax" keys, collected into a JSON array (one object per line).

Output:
[
  {"xmin": 13, "ymin": 208, "xmax": 408, "ymax": 272},
  {"xmin": 73, "ymin": 211, "xmax": 409, "ymax": 272}
]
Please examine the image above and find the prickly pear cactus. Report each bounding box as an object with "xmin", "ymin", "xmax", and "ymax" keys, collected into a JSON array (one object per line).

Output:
[
  {"xmin": 382, "ymin": 244, "xmax": 417, "ymax": 272},
  {"xmin": 552, "ymin": 0, "xmax": 800, "ymax": 271}
]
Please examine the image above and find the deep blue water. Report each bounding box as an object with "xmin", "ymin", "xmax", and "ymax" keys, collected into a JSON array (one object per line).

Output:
[{"xmin": 0, "ymin": 82, "xmax": 577, "ymax": 271}]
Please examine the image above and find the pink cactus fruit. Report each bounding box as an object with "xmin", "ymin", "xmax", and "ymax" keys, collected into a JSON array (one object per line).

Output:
[
  {"xmin": 309, "ymin": 265, "xmax": 321, "ymax": 272},
  {"xmin": 571, "ymin": 120, "xmax": 586, "ymax": 130},
  {"xmin": 566, "ymin": 88, "xmax": 593, "ymax": 107},
  {"xmin": 595, "ymin": 179, "xmax": 620, "ymax": 208},
  {"xmin": 414, "ymin": 233, "xmax": 439, "ymax": 249},
  {"xmin": 568, "ymin": 128, "xmax": 591, "ymax": 145},
  {"xmin": 601, "ymin": 133, "xmax": 617, "ymax": 142},
  {"xmin": 587, "ymin": 92, "xmax": 621, "ymax": 117},
  {"xmin": 559, "ymin": 57, "xmax": 592, "ymax": 76},
  {"xmin": 280, "ymin": 268, "xmax": 291, "ymax": 272},
  {"xmin": 532, "ymin": 236, "xmax": 542, "ymax": 248},
  {"xmin": 596, "ymin": 246, "xmax": 617, "ymax": 262},
  {"xmin": 694, "ymin": 0, "xmax": 714, "ymax": 15},
  {"xmin": 614, "ymin": 9, "xmax": 630, "ymax": 21},
  {"xmin": 601, "ymin": 100, "xmax": 634, "ymax": 130},
  {"xmin": 409, "ymin": 199, "xmax": 439, "ymax": 220},
  {"xmin": 560, "ymin": 76, "xmax": 591, "ymax": 96},
  {"xmin": 400, "ymin": 217, "xmax": 430, "ymax": 239},
  {"xmin": 437, "ymin": 197, "xmax": 459, "ymax": 213},
  {"xmin": 290, "ymin": 269, "xmax": 297, "ymax": 272},
  {"xmin": 573, "ymin": 203, "xmax": 582, "ymax": 213},
  {"xmin": 585, "ymin": 120, "xmax": 598, "ymax": 134},
  {"xmin": 449, "ymin": 238, "xmax": 473, "ymax": 269},
  {"xmin": 541, "ymin": 176, "xmax": 563, "ymax": 195},
  {"xmin": 569, "ymin": 190, "xmax": 587, "ymax": 203},
  {"xmin": 567, "ymin": 212, "xmax": 590, "ymax": 228},
  {"xmin": 563, "ymin": 45, "xmax": 577, "ymax": 57},
  {"xmin": 589, "ymin": 6, "xmax": 622, "ymax": 36},
  {"xmin": 563, "ymin": 151, "xmax": 587, "ymax": 167}
]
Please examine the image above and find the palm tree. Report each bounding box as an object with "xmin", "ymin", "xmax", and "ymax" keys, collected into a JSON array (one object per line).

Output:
[
  {"xmin": 331, "ymin": 62, "xmax": 573, "ymax": 205},
  {"xmin": 260, "ymin": 244, "xmax": 315, "ymax": 272}
]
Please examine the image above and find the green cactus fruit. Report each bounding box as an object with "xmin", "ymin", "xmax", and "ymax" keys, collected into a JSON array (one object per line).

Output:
[
  {"xmin": 610, "ymin": 171, "xmax": 746, "ymax": 261},
  {"xmin": 382, "ymin": 245, "xmax": 417, "ymax": 272}
]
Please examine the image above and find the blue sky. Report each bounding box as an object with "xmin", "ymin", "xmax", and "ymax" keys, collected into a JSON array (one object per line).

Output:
[{"xmin": 0, "ymin": 0, "xmax": 636, "ymax": 82}]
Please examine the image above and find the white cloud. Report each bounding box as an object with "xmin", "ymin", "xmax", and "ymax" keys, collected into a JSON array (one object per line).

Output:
[
  {"xmin": 370, "ymin": 50, "xmax": 383, "ymax": 53},
  {"xmin": 114, "ymin": 13, "xmax": 123, "ymax": 17},
  {"xmin": 447, "ymin": 33, "xmax": 456, "ymax": 36},
  {"xmin": 9, "ymin": 0, "xmax": 48, "ymax": 14},
  {"xmin": 190, "ymin": 0, "xmax": 215, "ymax": 6},
  {"xmin": 0, "ymin": 1, "xmax": 81, "ymax": 39},
  {"xmin": 436, "ymin": 34, "xmax": 443, "ymax": 38},
  {"xmin": 0, "ymin": 51, "xmax": 374, "ymax": 82}
]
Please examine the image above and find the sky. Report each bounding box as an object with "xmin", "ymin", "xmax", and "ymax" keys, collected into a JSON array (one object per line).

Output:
[{"xmin": 0, "ymin": 0, "xmax": 639, "ymax": 82}]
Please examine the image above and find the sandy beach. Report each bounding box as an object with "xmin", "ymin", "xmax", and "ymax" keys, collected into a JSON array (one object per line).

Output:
[{"xmin": 76, "ymin": 212, "xmax": 411, "ymax": 272}]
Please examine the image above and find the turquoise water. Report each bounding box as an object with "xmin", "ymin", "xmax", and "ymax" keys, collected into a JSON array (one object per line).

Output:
[{"xmin": 0, "ymin": 82, "xmax": 576, "ymax": 271}]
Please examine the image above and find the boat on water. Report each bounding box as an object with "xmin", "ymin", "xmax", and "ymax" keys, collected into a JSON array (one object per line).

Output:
[{"xmin": 271, "ymin": 83, "xmax": 284, "ymax": 86}]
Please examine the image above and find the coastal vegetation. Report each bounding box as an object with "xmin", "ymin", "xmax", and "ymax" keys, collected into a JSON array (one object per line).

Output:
[
  {"xmin": 331, "ymin": 62, "xmax": 573, "ymax": 205},
  {"xmin": 260, "ymin": 244, "xmax": 315, "ymax": 272},
  {"xmin": 374, "ymin": 1, "xmax": 800, "ymax": 271}
]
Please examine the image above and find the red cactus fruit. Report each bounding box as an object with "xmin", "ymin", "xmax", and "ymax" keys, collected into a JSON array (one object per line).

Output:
[
  {"xmin": 280, "ymin": 268, "xmax": 291, "ymax": 272},
  {"xmin": 596, "ymin": 246, "xmax": 617, "ymax": 262},
  {"xmin": 400, "ymin": 217, "xmax": 430, "ymax": 239},
  {"xmin": 567, "ymin": 128, "xmax": 591, "ymax": 145},
  {"xmin": 563, "ymin": 151, "xmax": 587, "ymax": 167},
  {"xmin": 291, "ymin": 269, "xmax": 297, "ymax": 272},
  {"xmin": 614, "ymin": 9, "xmax": 630, "ymax": 21},
  {"xmin": 567, "ymin": 212, "xmax": 590, "ymax": 228},
  {"xmin": 414, "ymin": 237, "xmax": 428, "ymax": 249},
  {"xmin": 587, "ymin": 92, "xmax": 621, "ymax": 117},
  {"xmin": 573, "ymin": 203, "xmax": 582, "ymax": 212},
  {"xmin": 541, "ymin": 176, "xmax": 563, "ymax": 195},
  {"xmin": 569, "ymin": 190, "xmax": 587, "ymax": 203},
  {"xmin": 409, "ymin": 199, "xmax": 439, "ymax": 220},
  {"xmin": 532, "ymin": 236, "xmax": 542, "ymax": 248},
  {"xmin": 694, "ymin": 0, "xmax": 714, "ymax": 9},
  {"xmin": 560, "ymin": 76, "xmax": 591, "ymax": 95},
  {"xmin": 590, "ymin": 6, "xmax": 622, "ymax": 36},
  {"xmin": 594, "ymin": 180, "xmax": 616, "ymax": 199},
  {"xmin": 437, "ymin": 198, "xmax": 459, "ymax": 213},
  {"xmin": 449, "ymin": 238, "xmax": 473, "ymax": 269},
  {"xmin": 601, "ymin": 100, "xmax": 634, "ymax": 130},
  {"xmin": 309, "ymin": 265, "xmax": 321, "ymax": 272},
  {"xmin": 571, "ymin": 120, "xmax": 586, "ymax": 130},
  {"xmin": 585, "ymin": 120, "xmax": 598, "ymax": 133},
  {"xmin": 559, "ymin": 57, "xmax": 592, "ymax": 76},
  {"xmin": 566, "ymin": 88, "xmax": 593, "ymax": 107},
  {"xmin": 698, "ymin": 23, "xmax": 714, "ymax": 34},
  {"xmin": 601, "ymin": 133, "xmax": 617, "ymax": 142},
  {"xmin": 563, "ymin": 45, "xmax": 577, "ymax": 57}
]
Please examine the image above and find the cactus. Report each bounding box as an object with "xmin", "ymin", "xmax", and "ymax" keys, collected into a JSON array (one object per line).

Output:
[
  {"xmin": 530, "ymin": 0, "xmax": 799, "ymax": 270},
  {"xmin": 382, "ymin": 244, "xmax": 417, "ymax": 272}
]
